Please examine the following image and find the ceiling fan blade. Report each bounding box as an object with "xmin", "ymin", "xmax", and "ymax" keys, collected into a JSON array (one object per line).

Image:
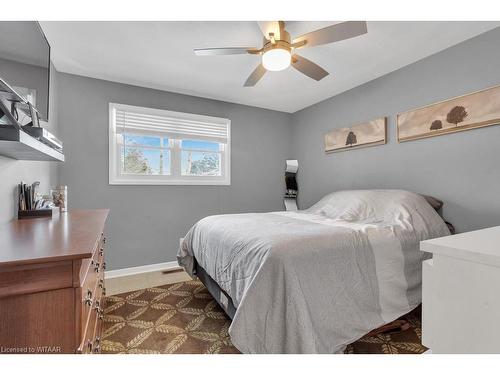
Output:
[
  {"xmin": 291, "ymin": 54, "xmax": 329, "ymax": 81},
  {"xmin": 194, "ymin": 47, "xmax": 257, "ymax": 56},
  {"xmin": 257, "ymin": 21, "xmax": 284, "ymax": 40},
  {"xmin": 244, "ymin": 63, "xmax": 267, "ymax": 87},
  {"xmin": 292, "ymin": 21, "xmax": 367, "ymax": 48}
]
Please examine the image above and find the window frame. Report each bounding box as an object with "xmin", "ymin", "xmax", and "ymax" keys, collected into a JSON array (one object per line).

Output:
[{"xmin": 109, "ymin": 103, "xmax": 231, "ymax": 185}]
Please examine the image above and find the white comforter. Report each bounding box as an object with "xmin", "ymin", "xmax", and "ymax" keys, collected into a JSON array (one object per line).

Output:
[{"xmin": 178, "ymin": 190, "xmax": 449, "ymax": 353}]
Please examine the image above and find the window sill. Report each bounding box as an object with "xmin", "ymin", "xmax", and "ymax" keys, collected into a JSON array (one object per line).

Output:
[{"xmin": 109, "ymin": 178, "xmax": 231, "ymax": 186}]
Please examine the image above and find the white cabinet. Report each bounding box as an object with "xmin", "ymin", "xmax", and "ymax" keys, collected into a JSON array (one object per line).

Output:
[{"xmin": 420, "ymin": 226, "xmax": 500, "ymax": 353}]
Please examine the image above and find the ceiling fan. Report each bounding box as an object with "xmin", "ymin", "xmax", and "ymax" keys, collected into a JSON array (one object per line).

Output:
[{"xmin": 194, "ymin": 21, "xmax": 367, "ymax": 87}]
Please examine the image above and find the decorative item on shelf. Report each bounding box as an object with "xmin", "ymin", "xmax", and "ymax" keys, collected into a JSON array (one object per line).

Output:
[
  {"xmin": 18, "ymin": 207, "xmax": 60, "ymax": 219},
  {"xmin": 397, "ymin": 83, "xmax": 500, "ymax": 142},
  {"xmin": 284, "ymin": 160, "xmax": 298, "ymax": 211},
  {"xmin": 18, "ymin": 180, "xmax": 38, "ymax": 211},
  {"xmin": 324, "ymin": 117, "xmax": 387, "ymax": 153},
  {"xmin": 51, "ymin": 185, "xmax": 68, "ymax": 212},
  {"xmin": 17, "ymin": 181, "xmax": 59, "ymax": 219}
]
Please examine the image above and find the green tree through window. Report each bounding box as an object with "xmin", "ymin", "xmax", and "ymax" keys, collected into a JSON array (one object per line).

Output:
[
  {"xmin": 124, "ymin": 148, "xmax": 152, "ymax": 174},
  {"xmin": 187, "ymin": 153, "xmax": 219, "ymax": 175}
]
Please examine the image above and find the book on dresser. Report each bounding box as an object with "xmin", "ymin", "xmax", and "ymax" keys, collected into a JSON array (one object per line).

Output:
[{"xmin": 0, "ymin": 209, "xmax": 109, "ymax": 354}]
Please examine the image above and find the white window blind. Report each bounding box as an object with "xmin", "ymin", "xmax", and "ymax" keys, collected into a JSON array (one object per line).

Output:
[{"xmin": 114, "ymin": 105, "xmax": 229, "ymax": 144}]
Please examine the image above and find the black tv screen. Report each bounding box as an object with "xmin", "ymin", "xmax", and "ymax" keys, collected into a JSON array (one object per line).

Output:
[{"xmin": 0, "ymin": 22, "xmax": 50, "ymax": 121}]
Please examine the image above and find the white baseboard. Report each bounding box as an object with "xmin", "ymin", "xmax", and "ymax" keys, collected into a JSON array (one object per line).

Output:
[
  {"xmin": 105, "ymin": 261, "xmax": 192, "ymax": 296},
  {"xmin": 105, "ymin": 261, "xmax": 180, "ymax": 279}
]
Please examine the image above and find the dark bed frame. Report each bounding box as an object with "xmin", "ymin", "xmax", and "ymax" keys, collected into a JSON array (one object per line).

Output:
[{"xmin": 195, "ymin": 261, "xmax": 237, "ymax": 319}]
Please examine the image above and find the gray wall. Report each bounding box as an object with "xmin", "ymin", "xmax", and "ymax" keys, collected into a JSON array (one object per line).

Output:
[
  {"xmin": 291, "ymin": 27, "xmax": 500, "ymax": 233},
  {"xmin": 0, "ymin": 63, "xmax": 58, "ymax": 225},
  {"xmin": 57, "ymin": 73, "xmax": 292, "ymax": 270}
]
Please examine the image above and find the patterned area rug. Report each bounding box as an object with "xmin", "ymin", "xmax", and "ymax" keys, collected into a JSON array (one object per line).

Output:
[{"xmin": 102, "ymin": 280, "xmax": 426, "ymax": 354}]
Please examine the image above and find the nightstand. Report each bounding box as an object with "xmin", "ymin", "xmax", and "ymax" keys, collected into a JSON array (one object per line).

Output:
[{"xmin": 420, "ymin": 226, "xmax": 500, "ymax": 353}]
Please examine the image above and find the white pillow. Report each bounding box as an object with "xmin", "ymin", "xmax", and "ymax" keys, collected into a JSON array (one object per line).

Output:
[{"xmin": 306, "ymin": 190, "xmax": 430, "ymax": 224}]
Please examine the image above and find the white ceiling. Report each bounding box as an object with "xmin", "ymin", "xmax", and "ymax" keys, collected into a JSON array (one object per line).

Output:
[
  {"xmin": 0, "ymin": 21, "xmax": 49, "ymax": 67},
  {"xmin": 40, "ymin": 21, "xmax": 499, "ymax": 113}
]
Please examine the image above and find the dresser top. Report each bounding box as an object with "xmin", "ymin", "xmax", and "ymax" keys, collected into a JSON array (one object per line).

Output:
[
  {"xmin": 421, "ymin": 225, "xmax": 500, "ymax": 266},
  {"xmin": 0, "ymin": 209, "xmax": 109, "ymax": 267}
]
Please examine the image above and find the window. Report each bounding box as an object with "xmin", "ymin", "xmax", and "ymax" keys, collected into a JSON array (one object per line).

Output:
[{"xmin": 109, "ymin": 103, "xmax": 230, "ymax": 185}]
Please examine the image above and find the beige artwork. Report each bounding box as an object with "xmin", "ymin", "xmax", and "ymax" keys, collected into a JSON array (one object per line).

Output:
[
  {"xmin": 398, "ymin": 84, "xmax": 500, "ymax": 142},
  {"xmin": 324, "ymin": 117, "xmax": 386, "ymax": 153}
]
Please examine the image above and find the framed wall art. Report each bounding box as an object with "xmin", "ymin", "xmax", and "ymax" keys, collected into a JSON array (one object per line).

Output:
[
  {"xmin": 324, "ymin": 117, "xmax": 386, "ymax": 153},
  {"xmin": 397, "ymin": 84, "xmax": 500, "ymax": 142}
]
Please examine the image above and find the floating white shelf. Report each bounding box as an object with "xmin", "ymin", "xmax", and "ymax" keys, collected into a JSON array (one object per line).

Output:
[{"xmin": 0, "ymin": 127, "xmax": 64, "ymax": 162}]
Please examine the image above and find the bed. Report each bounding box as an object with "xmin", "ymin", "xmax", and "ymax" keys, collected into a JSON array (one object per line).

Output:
[{"xmin": 177, "ymin": 190, "xmax": 450, "ymax": 353}]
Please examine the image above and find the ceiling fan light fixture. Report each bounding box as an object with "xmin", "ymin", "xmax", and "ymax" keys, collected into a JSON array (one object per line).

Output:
[
  {"xmin": 262, "ymin": 47, "xmax": 291, "ymax": 71},
  {"xmin": 194, "ymin": 21, "xmax": 368, "ymax": 86}
]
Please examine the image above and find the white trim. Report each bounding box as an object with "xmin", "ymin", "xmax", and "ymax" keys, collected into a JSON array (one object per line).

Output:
[
  {"xmin": 104, "ymin": 261, "xmax": 192, "ymax": 296},
  {"xmin": 109, "ymin": 103, "xmax": 117, "ymax": 185},
  {"xmin": 108, "ymin": 178, "xmax": 230, "ymax": 186},
  {"xmin": 105, "ymin": 261, "xmax": 180, "ymax": 279}
]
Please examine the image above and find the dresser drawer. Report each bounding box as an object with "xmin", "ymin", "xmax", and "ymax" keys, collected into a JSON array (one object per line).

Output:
[
  {"xmin": 91, "ymin": 308, "xmax": 104, "ymax": 354},
  {"xmin": 78, "ymin": 234, "xmax": 106, "ymax": 347},
  {"xmin": 80, "ymin": 267, "xmax": 98, "ymax": 329},
  {"xmin": 78, "ymin": 283, "xmax": 104, "ymax": 353},
  {"xmin": 0, "ymin": 261, "xmax": 73, "ymax": 298},
  {"xmin": 92, "ymin": 280, "xmax": 105, "ymax": 354},
  {"xmin": 78, "ymin": 296, "xmax": 98, "ymax": 353},
  {"xmin": 82, "ymin": 313, "xmax": 103, "ymax": 354},
  {"xmin": 79, "ymin": 233, "xmax": 106, "ymax": 285}
]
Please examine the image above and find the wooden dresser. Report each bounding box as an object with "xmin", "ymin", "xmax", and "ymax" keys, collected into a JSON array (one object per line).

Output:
[{"xmin": 0, "ymin": 209, "xmax": 109, "ymax": 354}]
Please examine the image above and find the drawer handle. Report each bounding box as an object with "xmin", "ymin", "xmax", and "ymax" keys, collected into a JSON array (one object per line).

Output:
[
  {"xmin": 98, "ymin": 279, "xmax": 104, "ymax": 289},
  {"xmin": 103, "ymin": 262, "xmax": 107, "ymax": 270},
  {"xmin": 99, "ymin": 248, "xmax": 104, "ymax": 257},
  {"xmin": 93, "ymin": 337, "xmax": 101, "ymax": 353},
  {"xmin": 94, "ymin": 262, "xmax": 100, "ymax": 272},
  {"xmin": 84, "ymin": 289, "xmax": 93, "ymax": 306},
  {"xmin": 94, "ymin": 300, "xmax": 104, "ymax": 318}
]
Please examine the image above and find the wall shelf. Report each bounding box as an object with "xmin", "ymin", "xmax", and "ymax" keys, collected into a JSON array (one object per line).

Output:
[{"xmin": 0, "ymin": 126, "xmax": 64, "ymax": 162}]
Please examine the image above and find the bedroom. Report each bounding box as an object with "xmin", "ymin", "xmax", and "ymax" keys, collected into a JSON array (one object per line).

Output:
[{"xmin": 1, "ymin": 0, "xmax": 500, "ymax": 371}]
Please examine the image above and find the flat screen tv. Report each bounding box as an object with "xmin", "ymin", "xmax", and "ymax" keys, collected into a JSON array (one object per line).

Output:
[{"xmin": 0, "ymin": 22, "xmax": 50, "ymax": 121}]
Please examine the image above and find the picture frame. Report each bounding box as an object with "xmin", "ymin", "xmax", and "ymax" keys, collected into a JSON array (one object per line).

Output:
[
  {"xmin": 397, "ymin": 84, "xmax": 500, "ymax": 142},
  {"xmin": 324, "ymin": 117, "xmax": 387, "ymax": 153}
]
